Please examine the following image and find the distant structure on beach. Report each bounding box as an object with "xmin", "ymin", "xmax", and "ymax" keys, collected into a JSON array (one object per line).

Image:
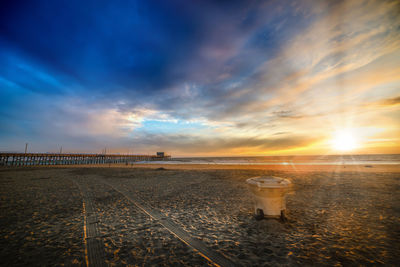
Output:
[{"xmin": 0, "ymin": 152, "xmax": 171, "ymax": 167}]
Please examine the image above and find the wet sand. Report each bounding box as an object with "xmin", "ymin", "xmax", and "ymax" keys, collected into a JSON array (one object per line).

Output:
[
  {"xmin": 0, "ymin": 164, "xmax": 399, "ymax": 266},
  {"xmin": 49, "ymin": 162, "xmax": 400, "ymax": 172}
]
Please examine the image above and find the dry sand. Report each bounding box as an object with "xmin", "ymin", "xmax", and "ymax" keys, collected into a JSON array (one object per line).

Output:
[{"xmin": 0, "ymin": 164, "xmax": 399, "ymax": 266}]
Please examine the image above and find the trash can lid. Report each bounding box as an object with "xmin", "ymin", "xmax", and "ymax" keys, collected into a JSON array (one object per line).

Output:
[{"xmin": 246, "ymin": 176, "xmax": 291, "ymax": 188}]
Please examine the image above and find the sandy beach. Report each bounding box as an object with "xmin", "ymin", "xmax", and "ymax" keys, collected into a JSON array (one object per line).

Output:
[{"xmin": 1, "ymin": 164, "xmax": 399, "ymax": 266}]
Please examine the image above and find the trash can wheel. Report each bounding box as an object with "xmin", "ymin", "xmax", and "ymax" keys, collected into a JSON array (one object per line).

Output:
[
  {"xmin": 280, "ymin": 210, "xmax": 287, "ymax": 222},
  {"xmin": 255, "ymin": 208, "xmax": 264, "ymax": 220}
]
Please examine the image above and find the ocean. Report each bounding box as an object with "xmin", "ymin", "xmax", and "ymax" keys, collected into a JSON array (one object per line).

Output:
[{"xmin": 140, "ymin": 154, "xmax": 400, "ymax": 165}]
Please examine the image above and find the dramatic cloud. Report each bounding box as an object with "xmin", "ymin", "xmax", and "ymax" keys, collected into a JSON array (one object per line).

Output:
[
  {"xmin": 380, "ymin": 96, "xmax": 400, "ymax": 107},
  {"xmin": 0, "ymin": 0, "xmax": 399, "ymax": 155}
]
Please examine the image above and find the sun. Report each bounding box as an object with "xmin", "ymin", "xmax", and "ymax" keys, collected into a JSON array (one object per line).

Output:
[{"xmin": 331, "ymin": 130, "xmax": 358, "ymax": 151}]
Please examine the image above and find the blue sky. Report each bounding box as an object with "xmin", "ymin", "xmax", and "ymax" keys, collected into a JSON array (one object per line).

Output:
[{"xmin": 1, "ymin": 0, "xmax": 399, "ymax": 156}]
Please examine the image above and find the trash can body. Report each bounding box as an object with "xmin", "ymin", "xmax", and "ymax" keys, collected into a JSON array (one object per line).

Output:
[{"xmin": 246, "ymin": 176, "xmax": 291, "ymax": 217}]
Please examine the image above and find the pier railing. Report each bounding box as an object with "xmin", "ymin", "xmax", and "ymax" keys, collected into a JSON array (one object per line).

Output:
[{"xmin": 0, "ymin": 153, "xmax": 171, "ymax": 167}]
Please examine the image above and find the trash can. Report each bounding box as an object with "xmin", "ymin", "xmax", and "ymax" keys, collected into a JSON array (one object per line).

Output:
[{"xmin": 246, "ymin": 176, "xmax": 291, "ymax": 219}]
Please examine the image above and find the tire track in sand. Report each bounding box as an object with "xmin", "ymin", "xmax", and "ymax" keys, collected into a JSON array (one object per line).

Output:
[
  {"xmin": 71, "ymin": 178, "xmax": 107, "ymax": 267},
  {"xmin": 101, "ymin": 178, "xmax": 236, "ymax": 267}
]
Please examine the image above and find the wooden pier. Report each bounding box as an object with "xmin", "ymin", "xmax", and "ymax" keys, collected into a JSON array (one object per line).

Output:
[{"xmin": 0, "ymin": 153, "xmax": 171, "ymax": 167}]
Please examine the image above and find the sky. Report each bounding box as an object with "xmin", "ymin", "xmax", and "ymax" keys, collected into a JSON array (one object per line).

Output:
[{"xmin": 0, "ymin": 0, "xmax": 399, "ymax": 156}]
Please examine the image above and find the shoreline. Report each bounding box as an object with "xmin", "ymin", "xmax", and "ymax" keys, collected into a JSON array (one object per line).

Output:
[
  {"xmin": 129, "ymin": 163, "xmax": 400, "ymax": 172},
  {"xmin": 3, "ymin": 163, "xmax": 399, "ymax": 172}
]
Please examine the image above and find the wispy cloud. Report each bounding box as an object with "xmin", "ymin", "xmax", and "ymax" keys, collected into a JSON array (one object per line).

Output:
[{"xmin": 380, "ymin": 96, "xmax": 400, "ymax": 106}]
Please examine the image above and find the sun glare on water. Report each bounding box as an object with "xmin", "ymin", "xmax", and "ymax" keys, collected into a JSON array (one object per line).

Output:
[{"xmin": 331, "ymin": 130, "xmax": 358, "ymax": 151}]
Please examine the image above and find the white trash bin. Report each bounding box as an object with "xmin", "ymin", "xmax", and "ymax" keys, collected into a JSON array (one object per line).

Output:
[{"xmin": 246, "ymin": 176, "xmax": 291, "ymax": 219}]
